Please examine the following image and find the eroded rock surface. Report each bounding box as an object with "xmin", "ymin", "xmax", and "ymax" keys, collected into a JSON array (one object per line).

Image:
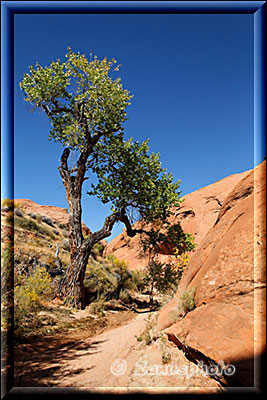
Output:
[
  {"xmin": 105, "ymin": 169, "xmax": 250, "ymax": 270},
  {"xmin": 158, "ymin": 161, "xmax": 266, "ymax": 387}
]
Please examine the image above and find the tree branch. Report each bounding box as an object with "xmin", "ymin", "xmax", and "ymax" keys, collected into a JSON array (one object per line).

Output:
[
  {"xmin": 58, "ymin": 148, "xmax": 70, "ymax": 183},
  {"xmin": 118, "ymin": 212, "xmax": 148, "ymax": 238},
  {"xmin": 75, "ymin": 146, "xmax": 92, "ymax": 193},
  {"xmin": 85, "ymin": 210, "xmax": 123, "ymax": 247},
  {"xmin": 41, "ymin": 104, "xmax": 71, "ymax": 117}
]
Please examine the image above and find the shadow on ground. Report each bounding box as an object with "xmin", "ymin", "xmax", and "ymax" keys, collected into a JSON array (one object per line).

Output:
[{"xmin": 14, "ymin": 336, "xmax": 106, "ymax": 386}]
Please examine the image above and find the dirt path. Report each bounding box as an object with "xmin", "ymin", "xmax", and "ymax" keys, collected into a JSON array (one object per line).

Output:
[
  {"xmin": 49, "ymin": 312, "xmax": 149, "ymax": 387},
  {"xmin": 15, "ymin": 310, "xmax": 221, "ymax": 392}
]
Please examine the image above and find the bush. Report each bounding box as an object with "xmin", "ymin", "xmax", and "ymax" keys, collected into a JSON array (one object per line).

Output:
[
  {"xmin": 180, "ymin": 288, "xmax": 195, "ymax": 314},
  {"xmin": 5, "ymin": 212, "xmax": 14, "ymax": 225},
  {"xmin": 144, "ymin": 259, "xmax": 182, "ymax": 302},
  {"xmin": 36, "ymin": 214, "xmax": 42, "ymax": 224},
  {"xmin": 84, "ymin": 256, "xmax": 135, "ymax": 303},
  {"xmin": 119, "ymin": 288, "xmax": 131, "ymax": 304},
  {"xmin": 14, "ymin": 267, "xmax": 53, "ymax": 338},
  {"xmin": 84, "ymin": 260, "xmax": 118, "ymax": 300},
  {"xmin": 131, "ymin": 270, "xmax": 147, "ymax": 293},
  {"xmin": 58, "ymin": 222, "xmax": 67, "ymax": 230},
  {"xmin": 137, "ymin": 314, "xmax": 160, "ymax": 346},
  {"xmin": 10, "ymin": 215, "xmax": 56, "ymax": 239},
  {"xmin": 88, "ymin": 294, "xmax": 106, "ymax": 316},
  {"xmin": 160, "ymin": 336, "xmax": 172, "ymax": 364},
  {"xmin": 1, "ymin": 198, "xmax": 19, "ymax": 210},
  {"xmin": 92, "ymin": 242, "xmax": 104, "ymax": 258}
]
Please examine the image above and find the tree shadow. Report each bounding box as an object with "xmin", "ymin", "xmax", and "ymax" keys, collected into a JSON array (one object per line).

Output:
[{"xmin": 14, "ymin": 336, "xmax": 106, "ymax": 387}]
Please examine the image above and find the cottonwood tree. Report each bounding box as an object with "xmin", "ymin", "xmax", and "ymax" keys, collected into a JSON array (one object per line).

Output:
[{"xmin": 20, "ymin": 48, "xmax": 182, "ymax": 308}]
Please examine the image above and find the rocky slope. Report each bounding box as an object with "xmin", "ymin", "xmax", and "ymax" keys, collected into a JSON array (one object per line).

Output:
[
  {"xmin": 15, "ymin": 199, "xmax": 91, "ymax": 235},
  {"xmin": 105, "ymin": 168, "xmax": 251, "ymax": 270},
  {"xmin": 1, "ymin": 199, "xmax": 92, "ymax": 277},
  {"xmin": 157, "ymin": 161, "xmax": 266, "ymax": 387}
]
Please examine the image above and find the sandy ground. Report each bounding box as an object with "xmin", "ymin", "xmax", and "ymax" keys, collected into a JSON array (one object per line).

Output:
[{"xmin": 14, "ymin": 310, "xmax": 221, "ymax": 393}]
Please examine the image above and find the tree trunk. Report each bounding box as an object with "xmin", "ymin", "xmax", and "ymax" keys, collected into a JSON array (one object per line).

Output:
[
  {"xmin": 57, "ymin": 147, "xmax": 90, "ymax": 309},
  {"xmin": 59, "ymin": 243, "xmax": 92, "ymax": 309},
  {"xmin": 57, "ymin": 147, "xmax": 141, "ymax": 309}
]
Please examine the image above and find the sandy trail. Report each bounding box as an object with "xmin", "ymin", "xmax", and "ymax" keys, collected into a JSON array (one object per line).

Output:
[
  {"xmin": 15, "ymin": 310, "xmax": 221, "ymax": 392},
  {"xmin": 50, "ymin": 312, "xmax": 149, "ymax": 387}
]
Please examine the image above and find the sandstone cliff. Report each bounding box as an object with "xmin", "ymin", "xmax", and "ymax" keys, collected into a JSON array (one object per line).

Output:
[
  {"xmin": 157, "ymin": 161, "xmax": 266, "ymax": 387},
  {"xmin": 105, "ymin": 168, "xmax": 251, "ymax": 270},
  {"xmin": 15, "ymin": 198, "xmax": 91, "ymax": 235}
]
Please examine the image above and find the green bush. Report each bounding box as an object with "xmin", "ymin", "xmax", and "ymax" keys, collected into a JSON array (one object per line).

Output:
[
  {"xmin": 58, "ymin": 222, "xmax": 67, "ymax": 230},
  {"xmin": 144, "ymin": 259, "xmax": 182, "ymax": 302},
  {"xmin": 14, "ymin": 267, "xmax": 53, "ymax": 338},
  {"xmin": 131, "ymin": 270, "xmax": 147, "ymax": 293},
  {"xmin": 84, "ymin": 256, "xmax": 135, "ymax": 303},
  {"xmin": 160, "ymin": 336, "xmax": 172, "ymax": 364},
  {"xmin": 180, "ymin": 288, "xmax": 195, "ymax": 314},
  {"xmin": 1, "ymin": 198, "xmax": 19, "ymax": 210},
  {"xmin": 8, "ymin": 214, "xmax": 56, "ymax": 239},
  {"xmin": 5, "ymin": 212, "xmax": 14, "ymax": 225},
  {"xmin": 92, "ymin": 242, "xmax": 104, "ymax": 258},
  {"xmin": 36, "ymin": 214, "xmax": 42, "ymax": 224},
  {"xmin": 88, "ymin": 294, "xmax": 106, "ymax": 316},
  {"xmin": 119, "ymin": 288, "xmax": 131, "ymax": 304}
]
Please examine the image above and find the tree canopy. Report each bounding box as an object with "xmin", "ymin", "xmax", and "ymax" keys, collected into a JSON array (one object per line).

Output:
[
  {"xmin": 20, "ymin": 48, "xmax": 181, "ymax": 228},
  {"xmin": 20, "ymin": 48, "xmax": 131, "ymax": 151}
]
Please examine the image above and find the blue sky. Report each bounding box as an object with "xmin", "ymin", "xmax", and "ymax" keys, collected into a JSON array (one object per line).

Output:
[{"xmin": 10, "ymin": 13, "xmax": 258, "ymax": 240}]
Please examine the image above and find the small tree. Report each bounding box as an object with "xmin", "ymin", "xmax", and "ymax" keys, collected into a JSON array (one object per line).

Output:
[
  {"xmin": 141, "ymin": 223, "xmax": 196, "ymax": 302},
  {"xmin": 20, "ymin": 48, "xmax": 181, "ymax": 308}
]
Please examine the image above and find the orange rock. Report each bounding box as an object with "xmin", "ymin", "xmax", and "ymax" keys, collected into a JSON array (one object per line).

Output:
[
  {"xmin": 15, "ymin": 198, "xmax": 91, "ymax": 236},
  {"xmin": 158, "ymin": 161, "xmax": 266, "ymax": 387},
  {"xmin": 105, "ymin": 168, "xmax": 251, "ymax": 270}
]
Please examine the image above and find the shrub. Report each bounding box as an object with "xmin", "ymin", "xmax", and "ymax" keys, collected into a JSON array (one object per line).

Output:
[
  {"xmin": 58, "ymin": 222, "xmax": 67, "ymax": 230},
  {"xmin": 11, "ymin": 215, "xmax": 56, "ymax": 239},
  {"xmin": 1, "ymin": 238, "xmax": 13, "ymax": 332},
  {"xmin": 1, "ymin": 198, "xmax": 19, "ymax": 210},
  {"xmin": 36, "ymin": 214, "xmax": 42, "ymax": 224},
  {"xmin": 131, "ymin": 270, "xmax": 147, "ymax": 293},
  {"xmin": 84, "ymin": 260, "xmax": 117, "ymax": 300},
  {"xmin": 92, "ymin": 242, "xmax": 104, "ymax": 258},
  {"xmin": 160, "ymin": 336, "xmax": 172, "ymax": 364},
  {"xmin": 180, "ymin": 288, "xmax": 195, "ymax": 314},
  {"xmin": 84, "ymin": 256, "xmax": 135, "ymax": 303},
  {"xmin": 144, "ymin": 259, "xmax": 182, "ymax": 302},
  {"xmin": 119, "ymin": 288, "xmax": 131, "ymax": 304},
  {"xmin": 5, "ymin": 212, "xmax": 14, "ymax": 225},
  {"xmin": 14, "ymin": 266, "xmax": 53, "ymax": 338},
  {"xmin": 88, "ymin": 294, "xmax": 106, "ymax": 316}
]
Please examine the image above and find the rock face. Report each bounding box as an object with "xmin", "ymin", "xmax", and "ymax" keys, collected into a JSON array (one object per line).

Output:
[
  {"xmin": 105, "ymin": 169, "xmax": 251, "ymax": 270},
  {"xmin": 157, "ymin": 161, "xmax": 266, "ymax": 387},
  {"xmin": 15, "ymin": 199, "xmax": 91, "ymax": 236}
]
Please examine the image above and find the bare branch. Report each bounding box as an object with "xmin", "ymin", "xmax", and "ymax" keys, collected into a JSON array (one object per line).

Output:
[
  {"xmin": 85, "ymin": 211, "xmax": 122, "ymax": 246},
  {"xmin": 118, "ymin": 212, "xmax": 148, "ymax": 238},
  {"xmin": 41, "ymin": 104, "xmax": 71, "ymax": 117},
  {"xmin": 75, "ymin": 146, "xmax": 93, "ymax": 193},
  {"xmin": 60, "ymin": 148, "xmax": 70, "ymax": 171}
]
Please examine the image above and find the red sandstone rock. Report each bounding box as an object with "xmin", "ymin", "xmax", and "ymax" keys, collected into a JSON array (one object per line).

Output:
[
  {"xmin": 158, "ymin": 161, "xmax": 266, "ymax": 387},
  {"xmin": 105, "ymin": 169, "xmax": 250, "ymax": 270},
  {"xmin": 15, "ymin": 198, "xmax": 91, "ymax": 236}
]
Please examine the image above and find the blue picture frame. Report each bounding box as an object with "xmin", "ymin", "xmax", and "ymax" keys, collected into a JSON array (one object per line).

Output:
[{"xmin": 1, "ymin": 1, "xmax": 266, "ymax": 397}]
